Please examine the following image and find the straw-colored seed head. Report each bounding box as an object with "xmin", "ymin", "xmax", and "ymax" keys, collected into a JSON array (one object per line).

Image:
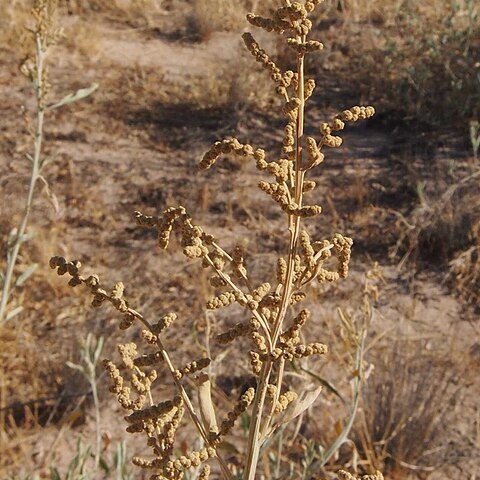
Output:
[
  {"xmin": 304, "ymin": 0, "xmax": 325, "ymax": 13},
  {"xmin": 297, "ymin": 205, "xmax": 322, "ymax": 217},
  {"xmin": 331, "ymin": 118, "xmax": 345, "ymax": 131},
  {"xmin": 282, "ymin": 308, "xmax": 310, "ymax": 345},
  {"xmin": 125, "ymin": 395, "xmax": 182, "ymax": 424},
  {"xmin": 151, "ymin": 312, "xmax": 177, "ymax": 334},
  {"xmin": 246, "ymin": 13, "xmax": 287, "ymax": 33},
  {"xmin": 290, "ymin": 292, "xmax": 306, "ymax": 305},
  {"xmin": 266, "ymin": 384, "xmax": 278, "ymax": 401},
  {"xmin": 283, "ymin": 97, "xmax": 301, "ymax": 115},
  {"xmin": 323, "ymin": 135, "xmax": 343, "ymax": 148},
  {"xmin": 175, "ymin": 357, "xmax": 211, "ymax": 379},
  {"xmin": 303, "ymin": 180, "xmax": 317, "ymax": 193},
  {"xmin": 275, "ymin": 390, "xmax": 298, "ymax": 413},
  {"xmin": 117, "ymin": 342, "xmax": 138, "ymax": 370},
  {"xmin": 206, "ymin": 290, "xmax": 236, "ymax": 309},
  {"xmin": 287, "ymin": 38, "xmax": 324, "ymax": 54},
  {"xmin": 198, "ymin": 465, "xmax": 210, "ymax": 480},
  {"xmin": 242, "ymin": 32, "xmax": 281, "ymax": 82},
  {"xmin": 320, "ymin": 122, "xmax": 331, "ymax": 135},
  {"xmin": 304, "ymin": 78, "xmax": 316, "ymax": 100},
  {"xmin": 251, "ymin": 331, "xmax": 268, "ymax": 354},
  {"xmin": 338, "ymin": 105, "xmax": 375, "ymax": 123},
  {"xmin": 141, "ymin": 329, "xmax": 157, "ymax": 345},
  {"xmin": 219, "ymin": 387, "xmax": 255, "ymax": 435},
  {"xmin": 134, "ymin": 351, "xmax": 163, "ymax": 367},
  {"xmin": 249, "ymin": 351, "xmax": 263, "ymax": 374},
  {"xmin": 277, "ymin": 257, "xmax": 287, "ymax": 284},
  {"xmin": 216, "ymin": 321, "xmax": 251, "ymax": 344},
  {"xmin": 333, "ymin": 233, "xmax": 353, "ymax": 278},
  {"xmin": 259, "ymin": 181, "xmax": 290, "ymax": 207}
]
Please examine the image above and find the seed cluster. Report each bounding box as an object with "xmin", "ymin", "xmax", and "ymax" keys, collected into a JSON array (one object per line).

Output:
[
  {"xmin": 275, "ymin": 390, "xmax": 298, "ymax": 414},
  {"xmin": 258, "ymin": 180, "xmax": 323, "ymax": 217},
  {"xmin": 267, "ymin": 342, "xmax": 328, "ymax": 362},
  {"xmin": 173, "ymin": 358, "xmax": 211, "ymax": 380},
  {"xmin": 218, "ymin": 388, "xmax": 255, "ymax": 436},
  {"xmin": 50, "ymin": 256, "xmax": 138, "ymax": 329},
  {"xmin": 337, "ymin": 471, "xmax": 384, "ymax": 480},
  {"xmin": 216, "ymin": 320, "xmax": 253, "ymax": 345},
  {"xmin": 199, "ymin": 138, "xmax": 265, "ymax": 171},
  {"xmin": 281, "ymin": 309, "xmax": 310, "ymax": 346}
]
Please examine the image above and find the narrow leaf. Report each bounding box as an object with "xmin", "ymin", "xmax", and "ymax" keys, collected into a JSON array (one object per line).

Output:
[
  {"xmin": 66, "ymin": 361, "xmax": 85, "ymax": 373},
  {"xmin": 99, "ymin": 456, "xmax": 110, "ymax": 473},
  {"xmin": 5, "ymin": 306, "xmax": 23, "ymax": 322},
  {"xmin": 15, "ymin": 263, "xmax": 38, "ymax": 287},
  {"xmin": 93, "ymin": 336, "xmax": 105, "ymax": 364},
  {"xmin": 47, "ymin": 83, "xmax": 98, "ymax": 110},
  {"xmin": 294, "ymin": 362, "xmax": 344, "ymax": 402},
  {"xmin": 284, "ymin": 386, "xmax": 322, "ymax": 424},
  {"xmin": 266, "ymin": 386, "xmax": 322, "ymax": 438},
  {"xmin": 196, "ymin": 372, "xmax": 218, "ymax": 435},
  {"xmin": 49, "ymin": 467, "xmax": 61, "ymax": 480},
  {"xmin": 38, "ymin": 174, "xmax": 62, "ymax": 214}
]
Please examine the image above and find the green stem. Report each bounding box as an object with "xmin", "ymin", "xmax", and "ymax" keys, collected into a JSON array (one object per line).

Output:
[
  {"xmin": 90, "ymin": 373, "xmax": 101, "ymax": 470},
  {"xmin": 0, "ymin": 34, "xmax": 45, "ymax": 325}
]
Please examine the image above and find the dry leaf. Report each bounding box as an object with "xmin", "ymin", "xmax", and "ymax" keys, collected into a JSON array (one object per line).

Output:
[{"xmin": 196, "ymin": 372, "xmax": 219, "ymax": 435}]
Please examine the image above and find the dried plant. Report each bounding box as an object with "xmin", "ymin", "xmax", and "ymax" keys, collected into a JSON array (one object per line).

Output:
[
  {"xmin": 357, "ymin": 338, "xmax": 463, "ymax": 476},
  {"xmin": 449, "ymin": 218, "xmax": 480, "ymax": 307},
  {"xmin": 0, "ymin": 0, "xmax": 96, "ymax": 325},
  {"xmin": 50, "ymin": 1, "xmax": 380, "ymax": 479}
]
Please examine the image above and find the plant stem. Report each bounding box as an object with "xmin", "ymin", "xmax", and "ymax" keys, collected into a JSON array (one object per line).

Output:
[
  {"xmin": 90, "ymin": 371, "xmax": 101, "ymax": 469},
  {"xmin": 243, "ymin": 361, "xmax": 273, "ymax": 480},
  {"xmin": 0, "ymin": 34, "xmax": 45, "ymax": 325},
  {"xmin": 243, "ymin": 47, "xmax": 306, "ymax": 480}
]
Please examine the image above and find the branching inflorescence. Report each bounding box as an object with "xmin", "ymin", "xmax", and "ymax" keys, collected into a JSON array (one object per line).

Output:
[{"xmin": 51, "ymin": 1, "xmax": 380, "ymax": 479}]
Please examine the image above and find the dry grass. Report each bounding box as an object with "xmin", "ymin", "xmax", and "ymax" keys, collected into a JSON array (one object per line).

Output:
[
  {"xmin": 449, "ymin": 218, "xmax": 480, "ymax": 309},
  {"xmin": 357, "ymin": 337, "xmax": 465, "ymax": 478},
  {"xmin": 389, "ymin": 169, "xmax": 480, "ymax": 267}
]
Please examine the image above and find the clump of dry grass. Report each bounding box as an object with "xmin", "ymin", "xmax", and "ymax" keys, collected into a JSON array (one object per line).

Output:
[
  {"xmin": 449, "ymin": 218, "xmax": 480, "ymax": 309},
  {"xmin": 389, "ymin": 170, "xmax": 480, "ymax": 267},
  {"xmin": 384, "ymin": 166, "xmax": 480, "ymax": 315},
  {"xmin": 64, "ymin": 0, "xmax": 164, "ymax": 25},
  {"xmin": 50, "ymin": 1, "xmax": 381, "ymax": 479},
  {"xmin": 357, "ymin": 337, "xmax": 464, "ymax": 477}
]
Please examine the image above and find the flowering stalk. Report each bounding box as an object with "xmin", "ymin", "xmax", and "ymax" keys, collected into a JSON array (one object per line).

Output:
[{"xmin": 50, "ymin": 1, "xmax": 378, "ymax": 479}]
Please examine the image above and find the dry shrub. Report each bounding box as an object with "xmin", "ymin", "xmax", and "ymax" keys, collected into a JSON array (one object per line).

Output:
[
  {"xmin": 449, "ymin": 219, "xmax": 480, "ymax": 309},
  {"xmin": 388, "ymin": 169, "xmax": 480, "ymax": 270},
  {"xmin": 357, "ymin": 338, "xmax": 462, "ymax": 477}
]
